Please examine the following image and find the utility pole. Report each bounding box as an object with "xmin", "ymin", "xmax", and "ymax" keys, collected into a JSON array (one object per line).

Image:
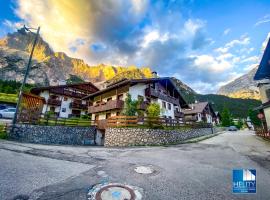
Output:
[{"xmin": 12, "ymin": 26, "xmax": 40, "ymax": 126}]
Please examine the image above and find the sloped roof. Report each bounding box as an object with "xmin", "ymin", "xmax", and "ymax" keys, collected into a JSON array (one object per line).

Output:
[
  {"xmin": 182, "ymin": 102, "xmax": 208, "ymax": 114},
  {"xmin": 254, "ymin": 37, "xmax": 270, "ymax": 80},
  {"xmin": 83, "ymin": 77, "xmax": 188, "ymax": 107},
  {"xmin": 31, "ymin": 82, "xmax": 99, "ymax": 94}
]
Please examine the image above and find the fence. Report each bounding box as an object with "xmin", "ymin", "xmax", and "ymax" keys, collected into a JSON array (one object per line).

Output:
[
  {"xmin": 255, "ymin": 128, "xmax": 270, "ymax": 139},
  {"xmin": 19, "ymin": 114, "xmax": 96, "ymax": 127},
  {"xmin": 107, "ymin": 116, "xmax": 211, "ymax": 129}
]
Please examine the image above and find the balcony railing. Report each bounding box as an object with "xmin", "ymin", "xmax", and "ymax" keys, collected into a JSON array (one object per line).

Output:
[
  {"xmin": 47, "ymin": 98, "xmax": 61, "ymax": 106},
  {"xmin": 137, "ymin": 101, "xmax": 148, "ymax": 110},
  {"xmin": 70, "ymin": 102, "xmax": 88, "ymax": 110},
  {"xmin": 174, "ymin": 110, "xmax": 184, "ymax": 118},
  {"xmin": 145, "ymin": 87, "xmax": 179, "ymax": 105},
  {"xmin": 88, "ymin": 100, "xmax": 124, "ymax": 113},
  {"xmin": 50, "ymin": 88, "xmax": 86, "ymax": 98}
]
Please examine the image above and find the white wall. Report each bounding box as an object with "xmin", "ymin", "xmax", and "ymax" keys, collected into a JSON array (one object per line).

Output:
[
  {"xmin": 59, "ymin": 97, "xmax": 72, "ymax": 118},
  {"xmin": 157, "ymin": 99, "xmax": 175, "ymax": 119},
  {"xmin": 129, "ymin": 84, "xmax": 147, "ymax": 101}
]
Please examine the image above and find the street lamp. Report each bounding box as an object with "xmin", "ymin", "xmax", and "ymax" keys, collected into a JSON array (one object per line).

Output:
[{"xmin": 12, "ymin": 25, "xmax": 40, "ymax": 126}]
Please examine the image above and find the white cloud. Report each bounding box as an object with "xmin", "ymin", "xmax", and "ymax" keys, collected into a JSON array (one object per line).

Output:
[
  {"xmin": 240, "ymin": 56, "xmax": 259, "ymax": 63},
  {"xmin": 193, "ymin": 54, "xmax": 232, "ymax": 72},
  {"xmin": 223, "ymin": 28, "xmax": 231, "ymax": 35},
  {"xmin": 254, "ymin": 14, "xmax": 270, "ymax": 26},
  {"xmin": 215, "ymin": 35, "xmax": 250, "ymax": 54}
]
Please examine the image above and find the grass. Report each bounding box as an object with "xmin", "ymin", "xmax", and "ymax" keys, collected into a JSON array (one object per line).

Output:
[{"xmin": 0, "ymin": 93, "xmax": 17, "ymax": 103}]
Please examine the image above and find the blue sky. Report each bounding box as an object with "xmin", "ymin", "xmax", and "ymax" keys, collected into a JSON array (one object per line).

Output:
[{"xmin": 1, "ymin": 0, "xmax": 270, "ymax": 93}]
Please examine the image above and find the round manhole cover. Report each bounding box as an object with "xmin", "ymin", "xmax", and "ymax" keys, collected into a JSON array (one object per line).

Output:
[
  {"xmin": 88, "ymin": 183, "xmax": 142, "ymax": 200},
  {"xmin": 134, "ymin": 166, "xmax": 154, "ymax": 174}
]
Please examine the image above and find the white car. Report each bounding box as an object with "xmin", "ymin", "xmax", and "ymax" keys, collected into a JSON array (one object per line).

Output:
[{"xmin": 0, "ymin": 108, "xmax": 16, "ymax": 119}]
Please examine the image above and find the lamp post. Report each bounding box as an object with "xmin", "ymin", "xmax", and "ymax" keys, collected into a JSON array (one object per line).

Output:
[{"xmin": 12, "ymin": 25, "xmax": 40, "ymax": 126}]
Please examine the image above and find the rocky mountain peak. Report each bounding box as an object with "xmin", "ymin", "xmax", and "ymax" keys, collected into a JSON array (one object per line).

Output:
[{"xmin": 217, "ymin": 66, "xmax": 260, "ymax": 99}]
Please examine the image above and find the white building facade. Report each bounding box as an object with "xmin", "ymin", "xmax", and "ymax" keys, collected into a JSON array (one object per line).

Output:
[{"xmin": 84, "ymin": 78, "xmax": 188, "ymax": 121}]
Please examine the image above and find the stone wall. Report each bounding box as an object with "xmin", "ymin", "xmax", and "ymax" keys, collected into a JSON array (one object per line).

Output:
[
  {"xmin": 8, "ymin": 124, "xmax": 96, "ymax": 145},
  {"xmin": 105, "ymin": 127, "xmax": 220, "ymax": 147}
]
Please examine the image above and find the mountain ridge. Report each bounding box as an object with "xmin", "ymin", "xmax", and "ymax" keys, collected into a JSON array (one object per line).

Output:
[
  {"xmin": 217, "ymin": 67, "xmax": 260, "ymax": 100},
  {"xmin": 0, "ymin": 30, "xmax": 153, "ymax": 86}
]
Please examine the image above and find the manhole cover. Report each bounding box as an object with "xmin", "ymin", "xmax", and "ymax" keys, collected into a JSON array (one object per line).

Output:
[
  {"xmin": 88, "ymin": 183, "xmax": 142, "ymax": 200},
  {"xmin": 134, "ymin": 166, "xmax": 154, "ymax": 174}
]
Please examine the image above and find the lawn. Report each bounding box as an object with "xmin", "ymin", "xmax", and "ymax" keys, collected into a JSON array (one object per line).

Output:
[{"xmin": 0, "ymin": 93, "xmax": 17, "ymax": 104}]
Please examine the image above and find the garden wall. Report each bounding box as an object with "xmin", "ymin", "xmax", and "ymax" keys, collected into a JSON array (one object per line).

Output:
[
  {"xmin": 8, "ymin": 124, "xmax": 97, "ymax": 145},
  {"xmin": 105, "ymin": 127, "xmax": 223, "ymax": 147}
]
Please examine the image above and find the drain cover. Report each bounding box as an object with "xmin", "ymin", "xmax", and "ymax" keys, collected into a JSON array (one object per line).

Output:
[
  {"xmin": 88, "ymin": 183, "xmax": 142, "ymax": 200},
  {"xmin": 134, "ymin": 166, "xmax": 154, "ymax": 174}
]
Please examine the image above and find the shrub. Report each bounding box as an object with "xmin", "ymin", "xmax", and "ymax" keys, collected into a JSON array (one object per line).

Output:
[
  {"xmin": 146, "ymin": 103, "xmax": 161, "ymax": 127},
  {"xmin": 122, "ymin": 93, "xmax": 139, "ymax": 116}
]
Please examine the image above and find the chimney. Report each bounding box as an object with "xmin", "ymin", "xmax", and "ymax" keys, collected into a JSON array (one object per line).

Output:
[
  {"xmin": 152, "ymin": 71, "xmax": 158, "ymax": 78},
  {"xmin": 58, "ymin": 80, "xmax": 66, "ymax": 85}
]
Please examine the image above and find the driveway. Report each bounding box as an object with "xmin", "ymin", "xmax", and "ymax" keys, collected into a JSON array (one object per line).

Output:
[{"xmin": 0, "ymin": 130, "xmax": 269, "ymax": 200}]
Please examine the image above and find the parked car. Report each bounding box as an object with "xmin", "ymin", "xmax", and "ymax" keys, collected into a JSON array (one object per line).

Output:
[
  {"xmin": 0, "ymin": 105, "xmax": 7, "ymax": 110},
  {"xmin": 228, "ymin": 126, "xmax": 238, "ymax": 131},
  {"xmin": 0, "ymin": 108, "xmax": 16, "ymax": 119}
]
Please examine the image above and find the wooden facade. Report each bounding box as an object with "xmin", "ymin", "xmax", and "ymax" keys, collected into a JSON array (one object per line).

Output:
[{"xmin": 18, "ymin": 93, "xmax": 45, "ymax": 123}]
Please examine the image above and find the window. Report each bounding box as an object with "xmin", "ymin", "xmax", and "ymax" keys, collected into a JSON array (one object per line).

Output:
[
  {"xmin": 63, "ymin": 97, "xmax": 68, "ymax": 101},
  {"xmin": 138, "ymin": 95, "xmax": 144, "ymax": 101},
  {"xmin": 50, "ymin": 107, "xmax": 55, "ymax": 112},
  {"xmin": 117, "ymin": 94, "xmax": 123, "ymax": 100},
  {"xmin": 107, "ymin": 97, "xmax": 112, "ymax": 102},
  {"xmin": 162, "ymin": 101, "xmax": 166, "ymax": 109},
  {"xmin": 168, "ymin": 103, "xmax": 171, "ymax": 110},
  {"xmin": 106, "ymin": 113, "xmax": 111, "ymax": 119},
  {"xmin": 61, "ymin": 108, "xmax": 66, "ymax": 112}
]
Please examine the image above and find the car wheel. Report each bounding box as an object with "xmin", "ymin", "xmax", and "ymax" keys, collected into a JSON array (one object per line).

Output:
[{"xmin": 0, "ymin": 114, "xmax": 2, "ymax": 118}]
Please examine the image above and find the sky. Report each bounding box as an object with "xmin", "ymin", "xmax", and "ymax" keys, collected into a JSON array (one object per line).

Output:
[{"xmin": 0, "ymin": 0, "xmax": 270, "ymax": 94}]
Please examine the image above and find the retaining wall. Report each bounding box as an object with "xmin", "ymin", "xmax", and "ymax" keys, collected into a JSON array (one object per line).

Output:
[
  {"xmin": 105, "ymin": 127, "xmax": 223, "ymax": 147},
  {"xmin": 8, "ymin": 124, "xmax": 96, "ymax": 145}
]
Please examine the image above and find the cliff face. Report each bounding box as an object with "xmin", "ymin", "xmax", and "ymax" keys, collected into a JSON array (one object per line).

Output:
[
  {"xmin": 0, "ymin": 30, "xmax": 152, "ymax": 86},
  {"xmin": 217, "ymin": 67, "xmax": 260, "ymax": 100}
]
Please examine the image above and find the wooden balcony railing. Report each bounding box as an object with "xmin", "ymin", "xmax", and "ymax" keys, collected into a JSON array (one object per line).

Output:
[
  {"xmin": 50, "ymin": 88, "xmax": 86, "ymax": 98},
  {"xmin": 47, "ymin": 98, "xmax": 61, "ymax": 106},
  {"xmin": 70, "ymin": 102, "xmax": 88, "ymax": 110},
  {"xmin": 145, "ymin": 87, "xmax": 179, "ymax": 105},
  {"xmin": 174, "ymin": 110, "xmax": 184, "ymax": 118},
  {"xmin": 88, "ymin": 100, "xmax": 124, "ymax": 113},
  {"xmin": 137, "ymin": 101, "xmax": 148, "ymax": 110}
]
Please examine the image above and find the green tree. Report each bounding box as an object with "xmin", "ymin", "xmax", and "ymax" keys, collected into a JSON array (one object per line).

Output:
[
  {"xmin": 146, "ymin": 103, "xmax": 161, "ymax": 117},
  {"xmin": 221, "ymin": 107, "xmax": 232, "ymax": 127},
  {"xmin": 122, "ymin": 93, "xmax": 139, "ymax": 116},
  {"xmin": 236, "ymin": 119, "xmax": 244, "ymax": 129},
  {"xmin": 248, "ymin": 109, "xmax": 261, "ymax": 127},
  {"xmin": 66, "ymin": 74, "xmax": 85, "ymax": 84},
  {"xmin": 146, "ymin": 102, "xmax": 161, "ymax": 128}
]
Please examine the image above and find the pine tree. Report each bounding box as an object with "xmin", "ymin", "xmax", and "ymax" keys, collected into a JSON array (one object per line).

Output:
[{"xmin": 221, "ymin": 107, "xmax": 232, "ymax": 127}]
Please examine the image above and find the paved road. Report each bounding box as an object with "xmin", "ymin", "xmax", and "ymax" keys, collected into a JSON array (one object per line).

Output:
[{"xmin": 0, "ymin": 130, "xmax": 270, "ymax": 200}]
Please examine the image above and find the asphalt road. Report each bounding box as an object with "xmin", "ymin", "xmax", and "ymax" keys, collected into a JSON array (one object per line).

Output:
[{"xmin": 0, "ymin": 130, "xmax": 270, "ymax": 200}]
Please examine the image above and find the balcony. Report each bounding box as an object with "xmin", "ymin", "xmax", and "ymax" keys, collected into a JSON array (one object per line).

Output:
[
  {"xmin": 88, "ymin": 100, "xmax": 124, "ymax": 113},
  {"xmin": 145, "ymin": 87, "xmax": 179, "ymax": 105},
  {"xmin": 70, "ymin": 102, "xmax": 88, "ymax": 110},
  {"xmin": 47, "ymin": 98, "xmax": 61, "ymax": 106},
  {"xmin": 137, "ymin": 101, "xmax": 148, "ymax": 110},
  {"xmin": 174, "ymin": 110, "xmax": 184, "ymax": 118}
]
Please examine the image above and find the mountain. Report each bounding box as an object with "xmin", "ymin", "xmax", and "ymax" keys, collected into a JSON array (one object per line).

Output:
[
  {"xmin": 0, "ymin": 30, "xmax": 261, "ymax": 118},
  {"xmin": 217, "ymin": 67, "xmax": 260, "ymax": 100},
  {"xmin": 0, "ymin": 30, "xmax": 152, "ymax": 86}
]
